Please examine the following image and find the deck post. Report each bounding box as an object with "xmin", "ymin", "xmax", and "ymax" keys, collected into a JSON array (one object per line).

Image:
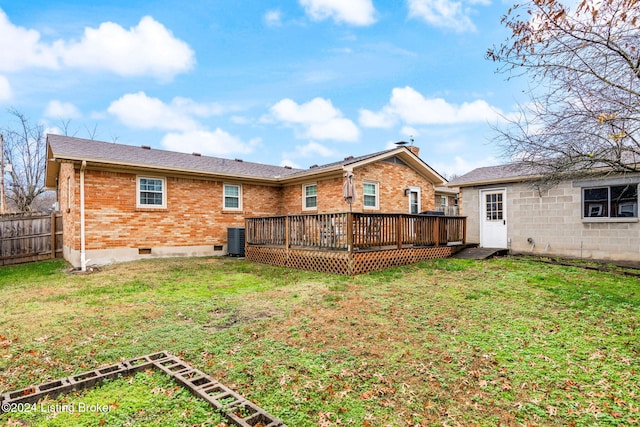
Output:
[
  {"xmin": 285, "ymin": 215, "xmax": 290, "ymax": 255},
  {"xmin": 434, "ymin": 216, "xmax": 440, "ymax": 247},
  {"xmin": 462, "ymin": 217, "xmax": 466, "ymax": 245},
  {"xmin": 396, "ymin": 215, "xmax": 402, "ymax": 249}
]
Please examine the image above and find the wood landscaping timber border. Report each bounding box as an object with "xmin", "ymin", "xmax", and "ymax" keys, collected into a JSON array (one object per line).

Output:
[{"xmin": 0, "ymin": 351, "xmax": 285, "ymax": 427}]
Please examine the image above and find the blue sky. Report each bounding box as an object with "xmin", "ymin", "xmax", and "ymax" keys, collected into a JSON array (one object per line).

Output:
[{"xmin": 0, "ymin": 0, "xmax": 525, "ymax": 178}]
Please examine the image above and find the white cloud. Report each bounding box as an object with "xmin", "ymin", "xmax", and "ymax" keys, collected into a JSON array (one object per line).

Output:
[
  {"xmin": 269, "ymin": 97, "xmax": 360, "ymax": 142},
  {"xmin": 300, "ymin": 0, "xmax": 376, "ymax": 26},
  {"xmin": 169, "ymin": 96, "xmax": 230, "ymax": 117},
  {"xmin": 161, "ymin": 130, "xmax": 259, "ymax": 157},
  {"xmin": 108, "ymin": 92, "xmax": 230, "ymax": 132},
  {"xmin": 56, "ymin": 16, "xmax": 194, "ymax": 81},
  {"xmin": 407, "ymin": 0, "xmax": 477, "ymax": 33},
  {"xmin": 358, "ymin": 108, "xmax": 396, "ymax": 128},
  {"xmin": 108, "ymin": 92, "xmax": 199, "ymax": 131},
  {"xmin": 0, "ymin": 10, "xmax": 58, "ymax": 72},
  {"xmin": 432, "ymin": 155, "xmax": 499, "ymax": 178},
  {"xmin": 108, "ymin": 92, "xmax": 255, "ymax": 157},
  {"xmin": 360, "ymin": 86, "xmax": 504, "ymax": 127},
  {"xmin": 264, "ymin": 10, "xmax": 283, "ymax": 27},
  {"xmin": 401, "ymin": 126, "xmax": 420, "ymax": 138},
  {"xmin": 284, "ymin": 141, "xmax": 336, "ymax": 159},
  {"xmin": 44, "ymin": 126, "xmax": 62, "ymax": 136},
  {"xmin": 280, "ymin": 159, "xmax": 301, "ymax": 168},
  {"xmin": 0, "ymin": 75, "xmax": 12, "ymax": 101},
  {"xmin": 230, "ymin": 115, "xmax": 250, "ymax": 125},
  {"xmin": 0, "ymin": 11, "xmax": 193, "ymax": 81},
  {"xmin": 44, "ymin": 100, "xmax": 81, "ymax": 119}
]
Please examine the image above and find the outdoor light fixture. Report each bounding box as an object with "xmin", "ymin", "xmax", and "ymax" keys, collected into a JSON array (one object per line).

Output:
[{"xmin": 404, "ymin": 188, "xmax": 411, "ymax": 196}]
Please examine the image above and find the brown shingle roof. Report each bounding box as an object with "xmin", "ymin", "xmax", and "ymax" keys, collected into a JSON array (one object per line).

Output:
[
  {"xmin": 47, "ymin": 134, "xmax": 302, "ymax": 179},
  {"xmin": 290, "ymin": 149, "xmax": 397, "ymax": 175},
  {"xmin": 46, "ymin": 134, "xmax": 446, "ymax": 187},
  {"xmin": 448, "ymin": 163, "xmax": 542, "ymax": 187}
]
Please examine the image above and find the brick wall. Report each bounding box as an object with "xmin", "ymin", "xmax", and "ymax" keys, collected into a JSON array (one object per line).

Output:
[
  {"xmin": 281, "ymin": 161, "xmax": 436, "ymax": 214},
  {"xmin": 61, "ymin": 158, "xmax": 438, "ymax": 264},
  {"xmin": 357, "ymin": 161, "xmax": 435, "ymax": 213},
  {"xmin": 73, "ymin": 168, "xmax": 281, "ymax": 251}
]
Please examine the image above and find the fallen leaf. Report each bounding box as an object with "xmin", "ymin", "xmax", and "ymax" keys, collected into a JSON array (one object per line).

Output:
[{"xmin": 361, "ymin": 390, "xmax": 375, "ymax": 400}]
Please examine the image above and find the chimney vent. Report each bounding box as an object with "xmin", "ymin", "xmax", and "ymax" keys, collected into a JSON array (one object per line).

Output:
[{"xmin": 141, "ymin": 145, "xmax": 151, "ymax": 150}]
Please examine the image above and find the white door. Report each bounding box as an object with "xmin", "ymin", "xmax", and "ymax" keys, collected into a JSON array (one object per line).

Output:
[{"xmin": 480, "ymin": 189, "xmax": 507, "ymax": 248}]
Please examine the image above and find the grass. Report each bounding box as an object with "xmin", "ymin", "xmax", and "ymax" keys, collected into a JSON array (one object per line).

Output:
[{"xmin": 0, "ymin": 256, "xmax": 639, "ymax": 426}]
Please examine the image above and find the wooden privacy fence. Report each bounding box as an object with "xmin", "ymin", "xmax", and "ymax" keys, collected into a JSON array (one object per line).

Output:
[
  {"xmin": 0, "ymin": 212, "xmax": 63, "ymax": 266},
  {"xmin": 245, "ymin": 212, "xmax": 466, "ymax": 275}
]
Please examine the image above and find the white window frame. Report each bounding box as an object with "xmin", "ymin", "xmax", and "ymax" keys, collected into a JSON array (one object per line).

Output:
[
  {"xmin": 483, "ymin": 191, "xmax": 505, "ymax": 221},
  {"xmin": 303, "ymin": 183, "xmax": 318, "ymax": 210},
  {"xmin": 223, "ymin": 183, "xmax": 242, "ymax": 211},
  {"xmin": 136, "ymin": 176, "xmax": 166, "ymax": 209},
  {"xmin": 363, "ymin": 181, "xmax": 379, "ymax": 210},
  {"xmin": 408, "ymin": 186, "xmax": 421, "ymax": 214}
]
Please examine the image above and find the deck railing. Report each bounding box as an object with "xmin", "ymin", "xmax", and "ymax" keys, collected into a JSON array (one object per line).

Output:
[
  {"xmin": 246, "ymin": 212, "xmax": 465, "ymax": 252},
  {"xmin": 435, "ymin": 205, "xmax": 460, "ymax": 216}
]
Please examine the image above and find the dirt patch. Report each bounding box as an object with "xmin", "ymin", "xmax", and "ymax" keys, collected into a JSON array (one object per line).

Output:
[{"xmin": 204, "ymin": 307, "xmax": 278, "ymax": 331}]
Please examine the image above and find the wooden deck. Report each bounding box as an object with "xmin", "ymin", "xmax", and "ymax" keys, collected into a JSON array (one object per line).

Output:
[{"xmin": 245, "ymin": 212, "xmax": 466, "ymax": 275}]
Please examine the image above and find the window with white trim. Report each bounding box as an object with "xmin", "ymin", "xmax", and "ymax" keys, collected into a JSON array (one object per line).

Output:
[
  {"xmin": 485, "ymin": 192, "xmax": 503, "ymax": 221},
  {"xmin": 583, "ymin": 184, "xmax": 638, "ymax": 218},
  {"xmin": 224, "ymin": 184, "xmax": 241, "ymax": 210},
  {"xmin": 408, "ymin": 187, "xmax": 420, "ymax": 214},
  {"xmin": 137, "ymin": 177, "xmax": 166, "ymax": 208},
  {"xmin": 303, "ymin": 184, "xmax": 317, "ymax": 210},
  {"xmin": 363, "ymin": 181, "xmax": 379, "ymax": 209}
]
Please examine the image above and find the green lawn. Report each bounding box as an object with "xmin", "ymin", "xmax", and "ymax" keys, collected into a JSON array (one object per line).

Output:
[{"xmin": 0, "ymin": 257, "xmax": 638, "ymax": 426}]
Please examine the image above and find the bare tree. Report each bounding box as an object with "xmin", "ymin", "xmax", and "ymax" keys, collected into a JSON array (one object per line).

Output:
[
  {"xmin": 1, "ymin": 109, "xmax": 48, "ymax": 212},
  {"xmin": 487, "ymin": 0, "xmax": 640, "ymax": 185}
]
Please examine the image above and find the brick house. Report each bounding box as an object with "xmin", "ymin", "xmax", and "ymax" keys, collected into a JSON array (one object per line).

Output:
[
  {"xmin": 450, "ymin": 162, "xmax": 640, "ymax": 262},
  {"xmin": 45, "ymin": 135, "xmax": 446, "ymax": 268}
]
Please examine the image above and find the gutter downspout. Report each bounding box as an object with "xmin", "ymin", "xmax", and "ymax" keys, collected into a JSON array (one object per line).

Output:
[{"xmin": 80, "ymin": 161, "xmax": 87, "ymax": 271}]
